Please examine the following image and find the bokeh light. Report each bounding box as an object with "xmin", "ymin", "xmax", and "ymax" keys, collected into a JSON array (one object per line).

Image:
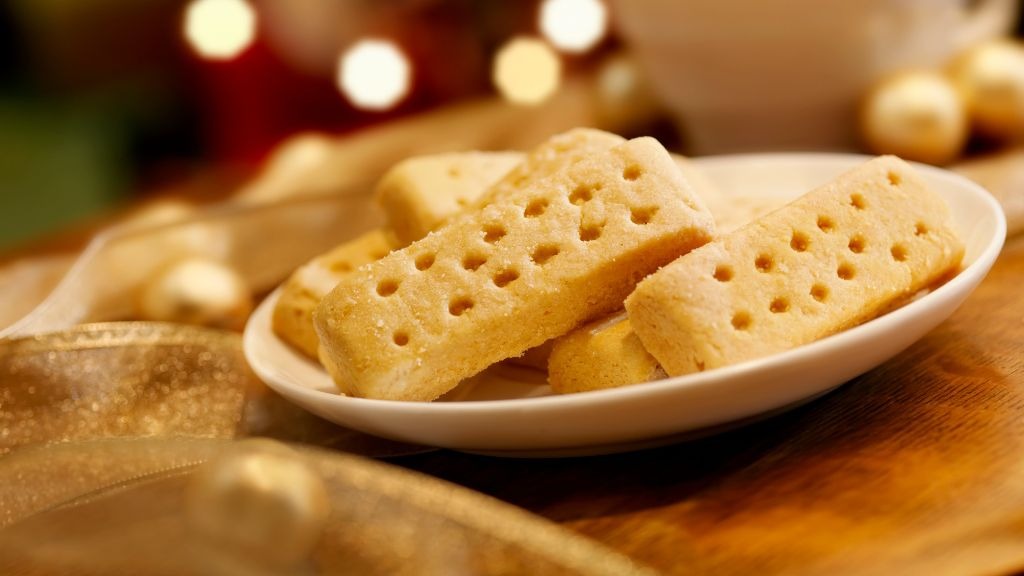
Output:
[
  {"xmin": 539, "ymin": 0, "xmax": 608, "ymax": 54},
  {"xmin": 492, "ymin": 38, "xmax": 562, "ymax": 105},
  {"xmin": 183, "ymin": 0, "xmax": 257, "ymax": 61},
  {"xmin": 336, "ymin": 40, "xmax": 412, "ymax": 112}
]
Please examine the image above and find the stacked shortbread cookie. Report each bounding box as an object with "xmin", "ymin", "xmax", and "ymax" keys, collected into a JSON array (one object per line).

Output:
[
  {"xmin": 314, "ymin": 136, "xmax": 714, "ymax": 401},
  {"xmin": 272, "ymin": 129, "xmax": 963, "ymax": 401},
  {"xmin": 272, "ymin": 134, "xmax": 737, "ymax": 364}
]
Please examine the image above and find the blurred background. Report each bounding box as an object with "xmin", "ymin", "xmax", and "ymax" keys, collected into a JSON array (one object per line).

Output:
[{"xmin": 0, "ymin": 0, "xmax": 1022, "ymax": 249}]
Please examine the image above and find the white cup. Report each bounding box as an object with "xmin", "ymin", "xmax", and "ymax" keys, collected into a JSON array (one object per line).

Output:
[{"xmin": 611, "ymin": 0, "xmax": 1016, "ymax": 153}]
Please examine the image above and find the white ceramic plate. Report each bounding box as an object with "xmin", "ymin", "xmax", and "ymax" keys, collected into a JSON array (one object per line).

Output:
[{"xmin": 243, "ymin": 154, "xmax": 1006, "ymax": 457}]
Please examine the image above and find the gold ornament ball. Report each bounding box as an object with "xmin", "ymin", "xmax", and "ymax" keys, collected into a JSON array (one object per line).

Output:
[
  {"xmin": 860, "ymin": 71, "xmax": 968, "ymax": 165},
  {"xmin": 949, "ymin": 39, "xmax": 1024, "ymax": 140},
  {"xmin": 137, "ymin": 257, "xmax": 253, "ymax": 330},
  {"xmin": 185, "ymin": 440, "xmax": 330, "ymax": 567}
]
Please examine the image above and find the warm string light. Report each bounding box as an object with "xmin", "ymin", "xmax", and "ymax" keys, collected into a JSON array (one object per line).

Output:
[
  {"xmin": 180, "ymin": 3, "xmax": 590, "ymax": 110},
  {"xmin": 183, "ymin": 0, "xmax": 257, "ymax": 61},
  {"xmin": 336, "ymin": 40, "xmax": 412, "ymax": 112},
  {"xmin": 492, "ymin": 37, "xmax": 562, "ymax": 105},
  {"xmin": 539, "ymin": 0, "xmax": 608, "ymax": 54}
]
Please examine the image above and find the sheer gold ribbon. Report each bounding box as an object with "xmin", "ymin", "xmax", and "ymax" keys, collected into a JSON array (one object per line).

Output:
[
  {"xmin": 0, "ymin": 190, "xmax": 380, "ymax": 339},
  {"xmin": 0, "ymin": 322, "xmax": 421, "ymax": 458},
  {"xmin": 0, "ymin": 324, "xmax": 656, "ymax": 574}
]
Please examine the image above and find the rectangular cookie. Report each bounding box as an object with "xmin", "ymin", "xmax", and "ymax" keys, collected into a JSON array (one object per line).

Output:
[
  {"xmin": 315, "ymin": 134, "xmax": 715, "ymax": 401},
  {"xmin": 625, "ymin": 155, "xmax": 964, "ymax": 376},
  {"xmin": 272, "ymin": 229, "xmax": 393, "ymax": 358}
]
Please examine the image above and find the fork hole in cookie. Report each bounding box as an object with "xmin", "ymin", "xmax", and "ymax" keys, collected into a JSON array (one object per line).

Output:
[
  {"xmin": 524, "ymin": 198, "xmax": 549, "ymax": 218},
  {"xmin": 483, "ymin": 223, "xmax": 507, "ymax": 243},
  {"xmin": 493, "ymin": 268, "xmax": 519, "ymax": 288},
  {"xmin": 414, "ymin": 253, "xmax": 435, "ymax": 271},
  {"xmin": 754, "ymin": 254, "xmax": 774, "ymax": 273},
  {"xmin": 462, "ymin": 252, "xmax": 487, "ymax": 271},
  {"xmin": 713, "ymin": 264, "xmax": 734, "ymax": 282},
  {"xmin": 810, "ymin": 283, "xmax": 829, "ymax": 302},
  {"xmin": 790, "ymin": 231, "xmax": 810, "ymax": 252},
  {"xmin": 837, "ymin": 262, "xmax": 856, "ymax": 280},
  {"xmin": 891, "ymin": 243, "xmax": 908, "ymax": 262},
  {"xmin": 888, "ymin": 171, "xmax": 902, "ymax": 186},
  {"xmin": 850, "ymin": 193, "xmax": 867, "ymax": 210},
  {"xmin": 630, "ymin": 206, "xmax": 658, "ymax": 225},
  {"xmin": 392, "ymin": 331, "xmax": 409, "ymax": 346},
  {"xmin": 623, "ymin": 165, "xmax": 643, "ymax": 181},
  {"xmin": 817, "ymin": 215, "xmax": 835, "ymax": 233},
  {"xmin": 914, "ymin": 222, "xmax": 929, "ymax": 236},
  {"xmin": 769, "ymin": 297, "xmax": 790, "ymax": 314},
  {"xmin": 376, "ymin": 279, "xmax": 399, "ymax": 297},
  {"xmin": 569, "ymin": 185, "xmax": 594, "ymax": 205},
  {"xmin": 731, "ymin": 311, "xmax": 752, "ymax": 331},
  {"xmin": 579, "ymin": 223, "xmax": 603, "ymax": 242},
  {"xmin": 848, "ymin": 235, "xmax": 866, "ymax": 254},
  {"xmin": 531, "ymin": 244, "xmax": 560, "ymax": 265},
  {"xmin": 448, "ymin": 297, "xmax": 475, "ymax": 317}
]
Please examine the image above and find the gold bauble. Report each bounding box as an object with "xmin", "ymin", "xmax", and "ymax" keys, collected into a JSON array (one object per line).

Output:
[
  {"xmin": 185, "ymin": 440, "xmax": 330, "ymax": 568},
  {"xmin": 137, "ymin": 257, "xmax": 253, "ymax": 330},
  {"xmin": 860, "ymin": 71, "xmax": 968, "ymax": 165},
  {"xmin": 949, "ymin": 39, "xmax": 1024, "ymax": 140}
]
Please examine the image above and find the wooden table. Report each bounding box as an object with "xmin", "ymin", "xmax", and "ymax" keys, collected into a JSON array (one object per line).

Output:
[{"xmin": 397, "ymin": 233, "xmax": 1024, "ymax": 576}]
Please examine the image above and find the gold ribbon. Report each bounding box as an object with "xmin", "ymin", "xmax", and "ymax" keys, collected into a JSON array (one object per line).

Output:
[
  {"xmin": 0, "ymin": 323, "xmax": 658, "ymax": 574},
  {"xmin": 0, "ymin": 322, "xmax": 422, "ymax": 459}
]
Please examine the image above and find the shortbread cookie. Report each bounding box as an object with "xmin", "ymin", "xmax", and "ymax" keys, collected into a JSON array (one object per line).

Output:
[
  {"xmin": 548, "ymin": 313, "xmax": 663, "ymax": 394},
  {"xmin": 377, "ymin": 152, "xmax": 523, "ymax": 246},
  {"xmin": 626, "ymin": 155, "xmax": 964, "ymax": 376},
  {"xmin": 272, "ymin": 229, "xmax": 393, "ymax": 358},
  {"xmin": 315, "ymin": 135, "xmax": 715, "ymax": 401}
]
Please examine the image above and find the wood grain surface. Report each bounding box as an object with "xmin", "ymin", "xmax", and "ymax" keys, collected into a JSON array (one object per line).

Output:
[{"xmin": 399, "ymin": 234, "xmax": 1024, "ymax": 576}]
